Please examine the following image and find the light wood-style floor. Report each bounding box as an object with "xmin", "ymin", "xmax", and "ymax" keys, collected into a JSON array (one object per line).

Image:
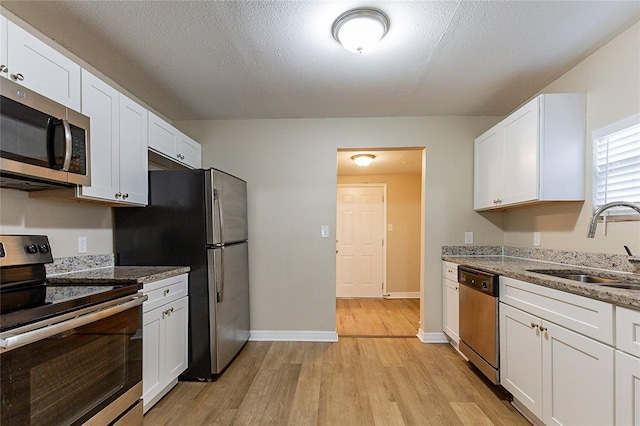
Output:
[
  {"xmin": 144, "ymin": 299, "xmax": 527, "ymax": 425},
  {"xmin": 336, "ymin": 298, "xmax": 420, "ymax": 337},
  {"xmin": 144, "ymin": 339, "xmax": 528, "ymax": 425}
]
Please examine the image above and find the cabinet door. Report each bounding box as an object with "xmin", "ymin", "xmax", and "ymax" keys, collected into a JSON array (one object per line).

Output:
[
  {"xmin": 616, "ymin": 350, "xmax": 640, "ymax": 426},
  {"xmin": 542, "ymin": 321, "xmax": 614, "ymax": 426},
  {"xmin": 178, "ymin": 133, "xmax": 202, "ymax": 169},
  {"xmin": 119, "ymin": 95, "xmax": 148, "ymax": 205},
  {"xmin": 500, "ymin": 303, "xmax": 543, "ymax": 419},
  {"xmin": 6, "ymin": 21, "xmax": 80, "ymax": 110},
  {"xmin": 148, "ymin": 112, "xmax": 179, "ymax": 160},
  {"xmin": 474, "ymin": 124, "xmax": 504, "ymax": 210},
  {"xmin": 0, "ymin": 16, "xmax": 7, "ymax": 79},
  {"xmin": 502, "ymin": 97, "xmax": 539, "ymax": 205},
  {"xmin": 164, "ymin": 297, "xmax": 189, "ymax": 381},
  {"xmin": 80, "ymin": 70, "xmax": 120, "ymax": 201},
  {"xmin": 142, "ymin": 306, "xmax": 164, "ymax": 407},
  {"xmin": 443, "ymin": 278, "xmax": 459, "ymax": 343}
]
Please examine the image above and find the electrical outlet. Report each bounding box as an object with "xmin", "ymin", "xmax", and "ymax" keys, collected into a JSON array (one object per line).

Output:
[
  {"xmin": 464, "ymin": 231, "xmax": 473, "ymax": 245},
  {"xmin": 388, "ymin": 223, "xmax": 393, "ymax": 231},
  {"xmin": 533, "ymin": 232, "xmax": 541, "ymax": 247},
  {"xmin": 78, "ymin": 236, "xmax": 87, "ymax": 254}
]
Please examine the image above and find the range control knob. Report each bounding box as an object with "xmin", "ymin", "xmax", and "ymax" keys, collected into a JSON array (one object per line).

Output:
[
  {"xmin": 38, "ymin": 244, "xmax": 50, "ymax": 254},
  {"xmin": 25, "ymin": 244, "xmax": 38, "ymax": 254},
  {"xmin": 481, "ymin": 281, "xmax": 488, "ymax": 290}
]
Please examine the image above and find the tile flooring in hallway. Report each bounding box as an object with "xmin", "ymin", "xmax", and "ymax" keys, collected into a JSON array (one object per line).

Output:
[{"xmin": 336, "ymin": 298, "xmax": 420, "ymax": 337}]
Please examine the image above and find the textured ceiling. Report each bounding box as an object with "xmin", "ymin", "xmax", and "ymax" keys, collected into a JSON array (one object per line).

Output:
[{"xmin": 2, "ymin": 1, "xmax": 639, "ymax": 121}]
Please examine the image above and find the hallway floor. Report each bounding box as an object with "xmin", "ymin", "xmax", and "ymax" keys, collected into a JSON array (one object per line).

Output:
[{"xmin": 336, "ymin": 298, "xmax": 420, "ymax": 337}]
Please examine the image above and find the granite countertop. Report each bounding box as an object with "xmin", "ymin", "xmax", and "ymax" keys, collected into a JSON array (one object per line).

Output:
[
  {"xmin": 442, "ymin": 255, "xmax": 640, "ymax": 309},
  {"xmin": 47, "ymin": 266, "xmax": 190, "ymax": 285}
]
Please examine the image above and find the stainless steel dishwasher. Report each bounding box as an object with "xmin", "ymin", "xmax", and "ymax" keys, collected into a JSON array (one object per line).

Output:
[{"xmin": 458, "ymin": 265, "xmax": 500, "ymax": 384}]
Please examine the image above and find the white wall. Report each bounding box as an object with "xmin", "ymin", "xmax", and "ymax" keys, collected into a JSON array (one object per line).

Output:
[
  {"xmin": 0, "ymin": 189, "xmax": 113, "ymax": 257},
  {"xmin": 503, "ymin": 21, "xmax": 640, "ymax": 255},
  {"xmin": 177, "ymin": 117, "xmax": 504, "ymax": 333}
]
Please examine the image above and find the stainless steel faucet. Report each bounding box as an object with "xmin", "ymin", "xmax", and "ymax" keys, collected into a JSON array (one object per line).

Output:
[{"xmin": 586, "ymin": 201, "xmax": 640, "ymax": 264}]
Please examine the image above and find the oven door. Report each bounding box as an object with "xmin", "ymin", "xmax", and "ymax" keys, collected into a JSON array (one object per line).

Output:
[{"xmin": 0, "ymin": 294, "xmax": 145, "ymax": 425}]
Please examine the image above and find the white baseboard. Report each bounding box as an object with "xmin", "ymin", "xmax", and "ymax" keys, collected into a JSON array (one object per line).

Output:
[
  {"xmin": 385, "ymin": 292, "xmax": 420, "ymax": 299},
  {"xmin": 249, "ymin": 330, "xmax": 339, "ymax": 342},
  {"xmin": 417, "ymin": 329, "xmax": 449, "ymax": 343}
]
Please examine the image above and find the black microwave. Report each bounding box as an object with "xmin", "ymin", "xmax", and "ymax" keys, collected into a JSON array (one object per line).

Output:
[{"xmin": 0, "ymin": 78, "xmax": 90, "ymax": 190}]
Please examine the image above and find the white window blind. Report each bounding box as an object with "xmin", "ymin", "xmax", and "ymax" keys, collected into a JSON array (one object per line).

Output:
[{"xmin": 593, "ymin": 114, "xmax": 640, "ymax": 216}]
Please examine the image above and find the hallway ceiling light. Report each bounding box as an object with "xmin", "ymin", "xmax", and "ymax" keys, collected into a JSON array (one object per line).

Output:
[
  {"xmin": 351, "ymin": 154, "xmax": 376, "ymax": 167},
  {"xmin": 332, "ymin": 8, "xmax": 389, "ymax": 53}
]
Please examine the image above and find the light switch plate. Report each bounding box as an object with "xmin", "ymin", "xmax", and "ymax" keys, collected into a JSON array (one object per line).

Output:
[
  {"xmin": 388, "ymin": 224, "xmax": 393, "ymax": 231},
  {"xmin": 533, "ymin": 232, "xmax": 541, "ymax": 246},
  {"xmin": 78, "ymin": 236, "xmax": 87, "ymax": 254},
  {"xmin": 321, "ymin": 225, "xmax": 329, "ymax": 238},
  {"xmin": 464, "ymin": 231, "xmax": 473, "ymax": 245}
]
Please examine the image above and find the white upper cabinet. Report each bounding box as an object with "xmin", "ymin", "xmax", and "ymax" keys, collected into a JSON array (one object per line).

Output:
[
  {"xmin": 3, "ymin": 20, "xmax": 81, "ymax": 111},
  {"xmin": 179, "ymin": 132, "xmax": 202, "ymax": 169},
  {"xmin": 80, "ymin": 70, "xmax": 148, "ymax": 205},
  {"xmin": 148, "ymin": 111, "xmax": 202, "ymax": 169},
  {"xmin": 474, "ymin": 94, "xmax": 586, "ymax": 211},
  {"xmin": 0, "ymin": 16, "xmax": 8, "ymax": 78}
]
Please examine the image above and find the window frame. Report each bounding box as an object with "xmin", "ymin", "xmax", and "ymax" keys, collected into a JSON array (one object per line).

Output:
[{"xmin": 591, "ymin": 113, "xmax": 640, "ymax": 221}]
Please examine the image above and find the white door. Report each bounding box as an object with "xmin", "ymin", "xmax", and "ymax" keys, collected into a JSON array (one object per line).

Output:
[{"xmin": 336, "ymin": 185, "xmax": 384, "ymax": 298}]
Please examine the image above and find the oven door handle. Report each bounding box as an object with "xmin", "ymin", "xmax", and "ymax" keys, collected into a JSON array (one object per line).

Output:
[{"xmin": 0, "ymin": 294, "xmax": 147, "ymax": 351}]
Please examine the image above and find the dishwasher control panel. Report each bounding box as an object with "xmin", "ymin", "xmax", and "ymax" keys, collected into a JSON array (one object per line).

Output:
[{"xmin": 458, "ymin": 265, "xmax": 499, "ymax": 296}]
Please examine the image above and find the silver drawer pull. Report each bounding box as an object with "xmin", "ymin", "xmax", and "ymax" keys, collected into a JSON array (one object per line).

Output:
[{"xmin": 164, "ymin": 289, "xmax": 170, "ymax": 296}]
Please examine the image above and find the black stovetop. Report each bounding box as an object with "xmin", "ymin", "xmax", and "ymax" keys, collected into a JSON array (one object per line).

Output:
[{"xmin": 0, "ymin": 282, "xmax": 141, "ymax": 332}]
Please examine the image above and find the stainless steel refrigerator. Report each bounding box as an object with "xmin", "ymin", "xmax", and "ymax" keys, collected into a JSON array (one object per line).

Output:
[{"xmin": 115, "ymin": 168, "xmax": 250, "ymax": 381}]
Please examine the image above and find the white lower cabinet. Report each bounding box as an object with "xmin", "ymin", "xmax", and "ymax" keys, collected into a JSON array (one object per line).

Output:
[
  {"xmin": 442, "ymin": 261, "xmax": 459, "ymax": 345},
  {"xmin": 142, "ymin": 274, "xmax": 189, "ymax": 413},
  {"xmin": 616, "ymin": 307, "xmax": 640, "ymax": 425},
  {"xmin": 499, "ymin": 277, "xmax": 614, "ymax": 425},
  {"xmin": 616, "ymin": 350, "xmax": 640, "ymax": 425}
]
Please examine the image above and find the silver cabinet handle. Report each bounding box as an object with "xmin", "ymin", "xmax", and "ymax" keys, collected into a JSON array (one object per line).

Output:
[
  {"xmin": 115, "ymin": 192, "xmax": 122, "ymax": 198},
  {"xmin": 164, "ymin": 289, "xmax": 170, "ymax": 296},
  {"xmin": 123, "ymin": 193, "xmax": 129, "ymax": 199},
  {"xmin": 0, "ymin": 294, "xmax": 147, "ymax": 352},
  {"xmin": 0, "ymin": 65, "xmax": 8, "ymax": 73},
  {"xmin": 531, "ymin": 322, "xmax": 539, "ymax": 329},
  {"xmin": 539, "ymin": 326, "xmax": 547, "ymax": 332},
  {"xmin": 10, "ymin": 72, "xmax": 24, "ymax": 81}
]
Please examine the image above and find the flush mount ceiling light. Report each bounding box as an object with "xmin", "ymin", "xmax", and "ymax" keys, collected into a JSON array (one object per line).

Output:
[
  {"xmin": 351, "ymin": 154, "xmax": 376, "ymax": 167},
  {"xmin": 332, "ymin": 8, "xmax": 389, "ymax": 53}
]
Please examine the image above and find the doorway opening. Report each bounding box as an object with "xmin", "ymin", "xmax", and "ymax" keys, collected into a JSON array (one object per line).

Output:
[{"xmin": 336, "ymin": 148, "xmax": 424, "ymax": 337}]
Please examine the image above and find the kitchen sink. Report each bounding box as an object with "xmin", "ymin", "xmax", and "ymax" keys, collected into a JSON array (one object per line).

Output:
[{"xmin": 526, "ymin": 269, "xmax": 639, "ymax": 287}]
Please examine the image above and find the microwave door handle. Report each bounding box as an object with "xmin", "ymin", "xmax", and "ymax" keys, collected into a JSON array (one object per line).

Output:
[{"xmin": 61, "ymin": 118, "xmax": 73, "ymax": 171}]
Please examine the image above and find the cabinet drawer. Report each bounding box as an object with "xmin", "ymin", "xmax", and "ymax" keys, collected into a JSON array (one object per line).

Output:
[
  {"xmin": 143, "ymin": 274, "xmax": 188, "ymax": 313},
  {"xmin": 442, "ymin": 261, "xmax": 458, "ymax": 281},
  {"xmin": 616, "ymin": 306, "xmax": 640, "ymax": 357},
  {"xmin": 500, "ymin": 276, "xmax": 614, "ymax": 345}
]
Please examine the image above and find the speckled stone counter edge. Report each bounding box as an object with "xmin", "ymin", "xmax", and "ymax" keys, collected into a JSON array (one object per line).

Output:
[
  {"xmin": 46, "ymin": 254, "xmax": 115, "ymax": 275},
  {"xmin": 442, "ymin": 246, "xmax": 640, "ymax": 309},
  {"xmin": 442, "ymin": 245, "xmax": 639, "ymax": 274}
]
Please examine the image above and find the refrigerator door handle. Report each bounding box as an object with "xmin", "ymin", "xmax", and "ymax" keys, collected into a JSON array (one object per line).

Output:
[
  {"xmin": 214, "ymin": 188, "xmax": 226, "ymax": 244},
  {"xmin": 212, "ymin": 248, "xmax": 225, "ymax": 303}
]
